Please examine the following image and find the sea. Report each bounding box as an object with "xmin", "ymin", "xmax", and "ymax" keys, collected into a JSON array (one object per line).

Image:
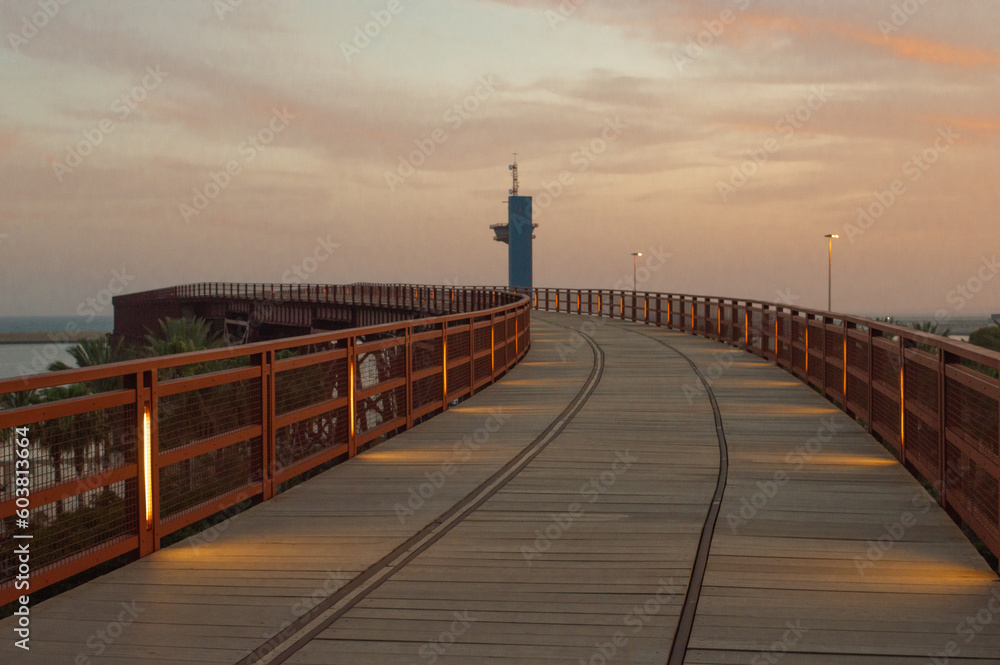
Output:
[{"xmin": 0, "ymin": 316, "xmax": 114, "ymax": 381}]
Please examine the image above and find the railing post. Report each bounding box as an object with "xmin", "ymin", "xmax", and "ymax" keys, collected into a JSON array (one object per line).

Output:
[
  {"xmin": 405, "ymin": 326, "xmax": 414, "ymax": 429},
  {"xmin": 469, "ymin": 315, "xmax": 476, "ymax": 393},
  {"xmin": 899, "ymin": 335, "xmax": 908, "ymax": 466},
  {"xmin": 348, "ymin": 337, "xmax": 357, "ymax": 458},
  {"xmin": 130, "ymin": 371, "xmax": 156, "ymax": 558},
  {"xmin": 261, "ymin": 349, "xmax": 275, "ymax": 501},
  {"xmin": 866, "ymin": 325, "xmax": 874, "ymax": 434}
]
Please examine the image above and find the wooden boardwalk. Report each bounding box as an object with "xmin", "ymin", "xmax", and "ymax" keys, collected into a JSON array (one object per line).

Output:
[{"xmin": 2, "ymin": 312, "xmax": 998, "ymax": 664}]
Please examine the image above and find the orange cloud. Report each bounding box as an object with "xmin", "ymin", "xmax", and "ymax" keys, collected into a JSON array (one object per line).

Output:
[{"xmin": 742, "ymin": 13, "xmax": 1000, "ymax": 69}]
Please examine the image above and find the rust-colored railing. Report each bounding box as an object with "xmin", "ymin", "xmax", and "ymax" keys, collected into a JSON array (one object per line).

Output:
[
  {"xmin": 115, "ymin": 282, "xmax": 507, "ymax": 312},
  {"xmin": 0, "ymin": 285, "xmax": 530, "ymax": 606},
  {"xmin": 533, "ymin": 287, "xmax": 1000, "ymax": 562}
]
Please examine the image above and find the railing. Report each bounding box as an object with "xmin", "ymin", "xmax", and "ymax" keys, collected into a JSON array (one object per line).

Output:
[
  {"xmin": 0, "ymin": 285, "xmax": 530, "ymax": 606},
  {"xmin": 532, "ymin": 287, "xmax": 1000, "ymax": 562},
  {"xmin": 114, "ymin": 282, "xmax": 507, "ymax": 313}
]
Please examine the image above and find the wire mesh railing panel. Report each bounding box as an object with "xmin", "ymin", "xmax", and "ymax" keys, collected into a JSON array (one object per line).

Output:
[
  {"xmin": 493, "ymin": 320, "xmax": 507, "ymax": 369},
  {"xmin": 1, "ymin": 478, "xmax": 138, "ymax": 592},
  {"xmin": 276, "ymin": 358, "xmax": 348, "ymax": 415},
  {"xmin": 945, "ymin": 373, "xmax": 999, "ymax": 467},
  {"xmin": 905, "ymin": 357, "xmax": 939, "ymax": 417},
  {"xmin": 158, "ymin": 378, "xmax": 261, "ymax": 453},
  {"xmin": 412, "ymin": 374, "xmax": 443, "ymax": 411},
  {"xmin": 824, "ymin": 327, "xmax": 844, "ymax": 396},
  {"xmin": 412, "ymin": 336, "xmax": 443, "ymax": 375},
  {"xmin": 946, "ymin": 441, "xmax": 999, "ymax": 550},
  {"xmin": 276, "ymin": 407, "xmax": 348, "ymax": 471},
  {"xmin": 905, "ymin": 411, "xmax": 940, "ymax": 481},
  {"xmin": 159, "ymin": 437, "xmax": 262, "ymax": 522},
  {"xmin": 1, "ymin": 403, "xmax": 137, "ymax": 501},
  {"xmin": 358, "ymin": 385, "xmax": 407, "ymax": 438}
]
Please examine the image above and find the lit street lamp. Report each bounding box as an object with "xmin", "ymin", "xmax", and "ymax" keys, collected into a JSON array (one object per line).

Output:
[
  {"xmin": 824, "ymin": 234, "xmax": 839, "ymax": 311},
  {"xmin": 631, "ymin": 252, "xmax": 642, "ymax": 293}
]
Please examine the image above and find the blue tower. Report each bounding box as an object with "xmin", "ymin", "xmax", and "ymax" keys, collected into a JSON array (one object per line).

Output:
[{"xmin": 490, "ymin": 157, "xmax": 537, "ymax": 292}]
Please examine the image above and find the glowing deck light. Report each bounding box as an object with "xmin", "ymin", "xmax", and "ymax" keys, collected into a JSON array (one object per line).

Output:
[
  {"xmin": 442, "ymin": 336, "xmax": 448, "ymax": 397},
  {"xmin": 534, "ymin": 292, "xmax": 538, "ymax": 308},
  {"xmin": 745, "ymin": 312, "xmax": 749, "ymax": 346},
  {"xmin": 805, "ymin": 328, "xmax": 809, "ymax": 373},
  {"xmin": 491, "ymin": 327, "xmax": 495, "ymax": 373},
  {"xmin": 143, "ymin": 405, "xmax": 152, "ymax": 527},
  {"xmin": 644, "ymin": 298, "xmax": 648, "ymax": 321},
  {"xmin": 577, "ymin": 294, "xmax": 581, "ymax": 313}
]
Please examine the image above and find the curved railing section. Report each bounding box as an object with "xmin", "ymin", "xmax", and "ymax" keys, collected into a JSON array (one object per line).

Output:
[
  {"xmin": 0, "ymin": 285, "xmax": 529, "ymax": 606},
  {"xmin": 532, "ymin": 287, "xmax": 1000, "ymax": 563}
]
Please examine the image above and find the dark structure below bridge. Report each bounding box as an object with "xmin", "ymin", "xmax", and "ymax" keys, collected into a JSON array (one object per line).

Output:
[{"xmin": 112, "ymin": 282, "xmax": 490, "ymax": 344}]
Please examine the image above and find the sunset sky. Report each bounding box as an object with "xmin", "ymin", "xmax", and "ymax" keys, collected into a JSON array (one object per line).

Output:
[{"xmin": 1, "ymin": 0, "xmax": 998, "ymax": 317}]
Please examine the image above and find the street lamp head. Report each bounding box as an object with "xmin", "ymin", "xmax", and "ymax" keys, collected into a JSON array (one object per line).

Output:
[
  {"xmin": 632, "ymin": 252, "xmax": 642, "ymax": 257},
  {"xmin": 824, "ymin": 234, "xmax": 839, "ymax": 239}
]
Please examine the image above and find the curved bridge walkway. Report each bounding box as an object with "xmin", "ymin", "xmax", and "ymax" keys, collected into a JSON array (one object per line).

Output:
[{"xmin": 4, "ymin": 312, "xmax": 999, "ymax": 664}]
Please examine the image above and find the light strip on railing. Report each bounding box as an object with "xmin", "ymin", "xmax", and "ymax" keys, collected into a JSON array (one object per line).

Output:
[
  {"xmin": 843, "ymin": 337, "xmax": 848, "ymax": 394},
  {"xmin": 349, "ymin": 358, "xmax": 356, "ymax": 439},
  {"xmin": 143, "ymin": 404, "xmax": 152, "ymax": 527},
  {"xmin": 442, "ymin": 335, "xmax": 448, "ymax": 397}
]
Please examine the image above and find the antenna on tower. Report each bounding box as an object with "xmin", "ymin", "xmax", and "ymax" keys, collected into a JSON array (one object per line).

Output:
[{"xmin": 508, "ymin": 153, "xmax": 518, "ymax": 196}]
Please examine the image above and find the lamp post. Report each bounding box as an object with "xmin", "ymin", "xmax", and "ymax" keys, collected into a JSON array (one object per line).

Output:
[
  {"xmin": 824, "ymin": 234, "xmax": 839, "ymax": 311},
  {"xmin": 631, "ymin": 252, "xmax": 642, "ymax": 293}
]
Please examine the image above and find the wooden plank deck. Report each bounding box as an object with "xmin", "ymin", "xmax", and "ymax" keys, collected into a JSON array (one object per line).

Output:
[{"xmin": 2, "ymin": 311, "xmax": 998, "ymax": 664}]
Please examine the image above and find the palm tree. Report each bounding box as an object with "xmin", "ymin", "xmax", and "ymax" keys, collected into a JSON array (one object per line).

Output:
[
  {"xmin": 144, "ymin": 317, "xmax": 223, "ymax": 360},
  {"xmin": 36, "ymin": 383, "xmax": 95, "ymax": 515}
]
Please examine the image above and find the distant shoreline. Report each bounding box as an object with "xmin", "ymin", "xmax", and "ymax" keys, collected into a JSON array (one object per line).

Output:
[{"xmin": 0, "ymin": 332, "xmax": 107, "ymax": 344}]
